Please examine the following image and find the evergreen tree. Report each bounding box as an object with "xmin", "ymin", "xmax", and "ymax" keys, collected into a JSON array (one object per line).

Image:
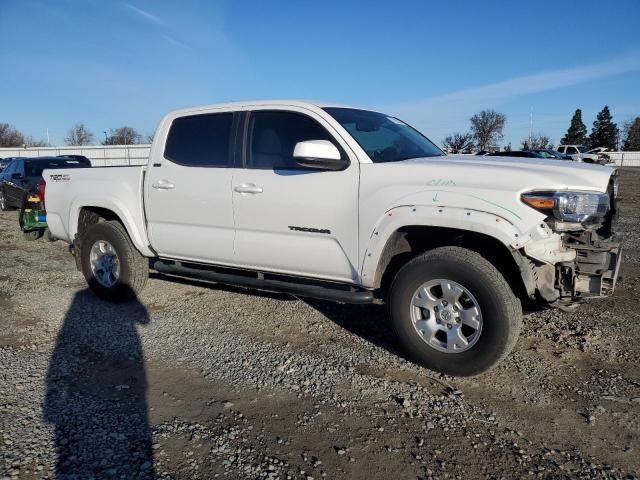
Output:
[
  {"xmin": 623, "ymin": 117, "xmax": 640, "ymax": 151},
  {"xmin": 560, "ymin": 109, "xmax": 588, "ymax": 145},
  {"xmin": 589, "ymin": 105, "xmax": 618, "ymax": 150}
]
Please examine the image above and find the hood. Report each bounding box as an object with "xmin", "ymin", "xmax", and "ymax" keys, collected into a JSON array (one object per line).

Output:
[
  {"xmin": 358, "ymin": 154, "xmax": 615, "ymax": 232},
  {"xmin": 405, "ymin": 154, "xmax": 614, "ymax": 193}
]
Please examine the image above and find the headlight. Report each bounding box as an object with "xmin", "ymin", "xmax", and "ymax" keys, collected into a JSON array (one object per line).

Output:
[{"xmin": 521, "ymin": 191, "xmax": 609, "ymax": 224}]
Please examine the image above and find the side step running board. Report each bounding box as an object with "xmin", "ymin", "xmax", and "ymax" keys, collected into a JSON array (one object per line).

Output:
[{"xmin": 152, "ymin": 260, "xmax": 376, "ymax": 304}]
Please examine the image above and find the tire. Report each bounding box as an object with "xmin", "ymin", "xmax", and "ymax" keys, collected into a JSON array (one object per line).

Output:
[
  {"xmin": 23, "ymin": 229, "xmax": 44, "ymax": 241},
  {"xmin": 80, "ymin": 220, "xmax": 148, "ymax": 302},
  {"xmin": 389, "ymin": 246, "xmax": 522, "ymax": 376},
  {"xmin": 0, "ymin": 190, "xmax": 13, "ymax": 211},
  {"xmin": 45, "ymin": 228, "xmax": 57, "ymax": 242}
]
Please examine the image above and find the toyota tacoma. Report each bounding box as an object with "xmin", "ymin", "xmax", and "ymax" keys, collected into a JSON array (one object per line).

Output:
[{"xmin": 43, "ymin": 101, "xmax": 622, "ymax": 376}]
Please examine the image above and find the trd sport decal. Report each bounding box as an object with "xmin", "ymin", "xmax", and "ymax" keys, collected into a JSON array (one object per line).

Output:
[
  {"xmin": 288, "ymin": 226, "xmax": 331, "ymax": 234},
  {"xmin": 49, "ymin": 174, "xmax": 71, "ymax": 182}
]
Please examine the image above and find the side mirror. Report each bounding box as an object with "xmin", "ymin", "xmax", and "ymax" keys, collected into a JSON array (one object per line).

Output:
[
  {"xmin": 11, "ymin": 173, "xmax": 23, "ymax": 180},
  {"xmin": 293, "ymin": 140, "xmax": 347, "ymax": 171}
]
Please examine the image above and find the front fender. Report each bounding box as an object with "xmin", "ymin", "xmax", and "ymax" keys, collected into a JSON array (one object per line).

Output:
[{"xmin": 359, "ymin": 205, "xmax": 528, "ymax": 288}]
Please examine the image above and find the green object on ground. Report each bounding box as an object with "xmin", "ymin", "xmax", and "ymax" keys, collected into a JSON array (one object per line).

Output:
[{"xmin": 21, "ymin": 209, "xmax": 48, "ymax": 230}]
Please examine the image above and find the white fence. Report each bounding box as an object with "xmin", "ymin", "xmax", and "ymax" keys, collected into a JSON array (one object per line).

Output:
[
  {"xmin": 0, "ymin": 145, "xmax": 150, "ymax": 167},
  {"xmin": 1, "ymin": 145, "xmax": 639, "ymax": 167},
  {"xmin": 602, "ymin": 151, "xmax": 640, "ymax": 167}
]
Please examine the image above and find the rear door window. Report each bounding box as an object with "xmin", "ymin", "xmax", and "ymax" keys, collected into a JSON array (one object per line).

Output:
[
  {"xmin": 164, "ymin": 113, "xmax": 233, "ymax": 167},
  {"xmin": 14, "ymin": 160, "xmax": 24, "ymax": 176},
  {"xmin": 2, "ymin": 161, "xmax": 16, "ymax": 178}
]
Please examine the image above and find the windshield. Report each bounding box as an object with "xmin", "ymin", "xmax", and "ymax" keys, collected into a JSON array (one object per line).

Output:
[
  {"xmin": 577, "ymin": 146, "xmax": 590, "ymax": 153},
  {"xmin": 323, "ymin": 107, "xmax": 444, "ymax": 163}
]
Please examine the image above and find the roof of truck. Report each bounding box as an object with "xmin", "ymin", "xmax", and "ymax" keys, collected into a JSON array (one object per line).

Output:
[{"xmin": 167, "ymin": 99, "xmax": 368, "ymax": 116}]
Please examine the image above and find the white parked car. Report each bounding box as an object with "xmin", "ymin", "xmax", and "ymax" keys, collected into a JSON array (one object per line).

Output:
[
  {"xmin": 42, "ymin": 101, "xmax": 622, "ymax": 376},
  {"xmin": 557, "ymin": 145, "xmax": 604, "ymax": 164}
]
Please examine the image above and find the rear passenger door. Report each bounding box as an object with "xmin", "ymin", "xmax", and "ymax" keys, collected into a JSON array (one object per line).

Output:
[
  {"xmin": 232, "ymin": 108, "xmax": 360, "ymax": 283},
  {"xmin": 4, "ymin": 160, "xmax": 26, "ymax": 207},
  {"xmin": 144, "ymin": 111, "xmax": 239, "ymax": 264},
  {"xmin": 0, "ymin": 161, "xmax": 17, "ymax": 205}
]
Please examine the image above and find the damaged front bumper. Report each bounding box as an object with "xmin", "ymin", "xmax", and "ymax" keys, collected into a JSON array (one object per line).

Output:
[
  {"xmin": 554, "ymin": 230, "xmax": 622, "ymax": 305},
  {"xmin": 518, "ymin": 230, "xmax": 622, "ymax": 310},
  {"xmin": 517, "ymin": 176, "xmax": 622, "ymax": 309}
]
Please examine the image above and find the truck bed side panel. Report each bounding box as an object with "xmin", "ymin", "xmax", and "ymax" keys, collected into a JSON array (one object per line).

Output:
[{"xmin": 44, "ymin": 166, "xmax": 154, "ymax": 257}]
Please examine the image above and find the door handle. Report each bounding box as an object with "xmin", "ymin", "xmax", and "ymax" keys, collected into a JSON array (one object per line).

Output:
[
  {"xmin": 234, "ymin": 184, "xmax": 263, "ymax": 194},
  {"xmin": 152, "ymin": 180, "xmax": 175, "ymax": 190}
]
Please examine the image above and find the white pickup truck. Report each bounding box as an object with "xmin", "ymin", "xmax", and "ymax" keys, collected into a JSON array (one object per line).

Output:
[{"xmin": 44, "ymin": 100, "xmax": 622, "ymax": 376}]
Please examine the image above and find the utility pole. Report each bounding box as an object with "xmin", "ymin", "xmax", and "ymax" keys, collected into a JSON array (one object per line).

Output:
[
  {"xmin": 529, "ymin": 107, "xmax": 533, "ymax": 149},
  {"xmin": 46, "ymin": 128, "xmax": 50, "ymax": 146}
]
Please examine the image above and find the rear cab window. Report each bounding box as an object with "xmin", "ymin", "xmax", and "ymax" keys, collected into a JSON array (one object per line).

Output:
[{"xmin": 164, "ymin": 113, "xmax": 233, "ymax": 167}]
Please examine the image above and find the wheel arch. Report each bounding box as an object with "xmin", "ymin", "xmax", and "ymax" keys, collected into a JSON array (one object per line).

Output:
[
  {"xmin": 72, "ymin": 203, "xmax": 154, "ymax": 257},
  {"xmin": 362, "ymin": 210, "xmax": 534, "ymax": 302}
]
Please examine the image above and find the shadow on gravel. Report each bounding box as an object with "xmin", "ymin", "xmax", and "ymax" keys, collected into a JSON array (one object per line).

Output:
[
  {"xmin": 43, "ymin": 289, "xmax": 154, "ymax": 478},
  {"xmin": 302, "ymin": 299, "xmax": 411, "ymax": 361}
]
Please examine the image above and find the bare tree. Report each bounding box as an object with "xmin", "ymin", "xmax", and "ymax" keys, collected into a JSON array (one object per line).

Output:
[
  {"xmin": 442, "ymin": 132, "xmax": 474, "ymax": 153},
  {"xmin": 102, "ymin": 126, "xmax": 142, "ymax": 145},
  {"xmin": 618, "ymin": 117, "xmax": 637, "ymax": 150},
  {"xmin": 470, "ymin": 110, "xmax": 506, "ymax": 151},
  {"xmin": 145, "ymin": 133, "xmax": 154, "ymax": 144},
  {"xmin": 521, "ymin": 133, "xmax": 553, "ymax": 150},
  {"xmin": 65, "ymin": 124, "xmax": 95, "ymax": 146},
  {"xmin": 25, "ymin": 136, "xmax": 49, "ymax": 147},
  {"xmin": 0, "ymin": 123, "xmax": 26, "ymax": 147}
]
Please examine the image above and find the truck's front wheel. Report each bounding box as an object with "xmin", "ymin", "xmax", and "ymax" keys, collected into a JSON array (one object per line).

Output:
[
  {"xmin": 389, "ymin": 246, "xmax": 521, "ymax": 376},
  {"xmin": 80, "ymin": 220, "xmax": 148, "ymax": 302}
]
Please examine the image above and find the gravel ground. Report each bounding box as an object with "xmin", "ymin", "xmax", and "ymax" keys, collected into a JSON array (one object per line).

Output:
[{"xmin": 1, "ymin": 168, "xmax": 639, "ymax": 480}]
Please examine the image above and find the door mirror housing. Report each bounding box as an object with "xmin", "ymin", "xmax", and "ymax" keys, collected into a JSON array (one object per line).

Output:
[
  {"xmin": 293, "ymin": 140, "xmax": 347, "ymax": 171},
  {"xmin": 11, "ymin": 172, "xmax": 23, "ymax": 180}
]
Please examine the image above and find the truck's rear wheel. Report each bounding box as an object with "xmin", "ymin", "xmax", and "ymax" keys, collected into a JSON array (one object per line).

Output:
[
  {"xmin": 23, "ymin": 229, "xmax": 44, "ymax": 241},
  {"xmin": 80, "ymin": 220, "xmax": 148, "ymax": 302},
  {"xmin": 389, "ymin": 246, "xmax": 521, "ymax": 376}
]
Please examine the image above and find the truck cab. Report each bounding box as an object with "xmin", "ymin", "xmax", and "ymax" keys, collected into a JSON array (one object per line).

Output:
[
  {"xmin": 557, "ymin": 145, "xmax": 603, "ymax": 164},
  {"xmin": 43, "ymin": 100, "xmax": 622, "ymax": 377}
]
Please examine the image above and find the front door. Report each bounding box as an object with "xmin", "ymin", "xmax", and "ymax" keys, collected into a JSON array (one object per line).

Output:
[
  {"xmin": 144, "ymin": 111, "xmax": 238, "ymax": 264},
  {"xmin": 232, "ymin": 109, "xmax": 360, "ymax": 283}
]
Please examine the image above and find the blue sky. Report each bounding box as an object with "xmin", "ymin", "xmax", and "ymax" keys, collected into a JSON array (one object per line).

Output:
[{"xmin": 1, "ymin": 0, "xmax": 639, "ymax": 148}]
